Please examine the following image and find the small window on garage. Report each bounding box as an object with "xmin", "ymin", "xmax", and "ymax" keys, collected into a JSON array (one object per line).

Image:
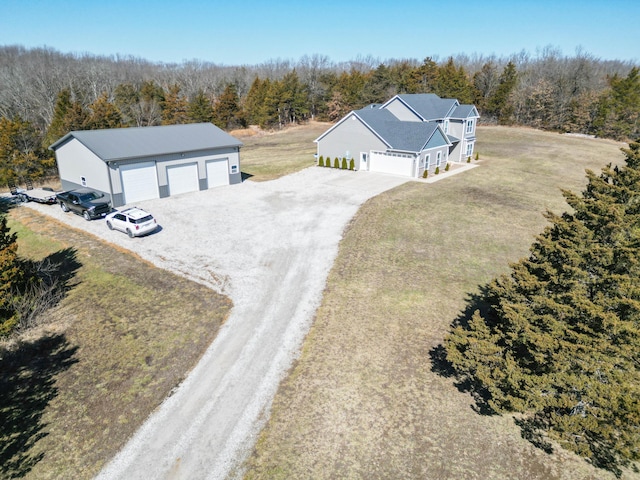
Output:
[
  {"xmin": 231, "ymin": 165, "xmax": 238, "ymax": 174},
  {"xmin": 81, "ymin": 176, "xmax": 87, "ymax": 186}
]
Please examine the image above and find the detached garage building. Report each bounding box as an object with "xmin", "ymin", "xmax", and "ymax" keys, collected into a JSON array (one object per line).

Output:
[{"xmin": 50, "ymin": 123, "xmax": 243, "ymax": 207}]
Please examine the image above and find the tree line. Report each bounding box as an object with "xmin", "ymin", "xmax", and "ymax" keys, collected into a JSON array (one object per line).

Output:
[{"xmin": 0, "ymin": 44, "xmax": 638, "ymax": 186}]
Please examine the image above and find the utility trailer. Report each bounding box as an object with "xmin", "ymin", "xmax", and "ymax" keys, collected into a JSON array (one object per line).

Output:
[{"xmin": 9, "ymin": 183, "xmax": 59, "ymax": 204}]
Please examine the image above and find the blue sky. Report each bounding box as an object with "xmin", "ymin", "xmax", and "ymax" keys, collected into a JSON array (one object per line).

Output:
[{"xmin": 1, "ymin": 0, "xmax": 638, "ymax": 65}]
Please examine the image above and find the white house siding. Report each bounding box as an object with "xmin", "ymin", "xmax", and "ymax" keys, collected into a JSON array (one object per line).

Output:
[
  {"xmin": 56, "ymin": 138, "xmax": 111, "ymax": 194},
  {"xmin": 316, "ymin": 114, "xmax": 387, "ymax": 170},
  {"xmin": 382, "ymin": 98, "xmax": 422, "ymax": 122}
]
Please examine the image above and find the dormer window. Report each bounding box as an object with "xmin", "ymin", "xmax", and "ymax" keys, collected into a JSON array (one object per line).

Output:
[{"xmin": 466, "ymin": 119, "xmax": 474, "ymax": 134}]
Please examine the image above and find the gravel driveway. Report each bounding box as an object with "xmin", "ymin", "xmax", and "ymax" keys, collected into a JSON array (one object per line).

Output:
[{"xmin": 24, "ymin": 167, "xmax": 409, "ymax": 480}]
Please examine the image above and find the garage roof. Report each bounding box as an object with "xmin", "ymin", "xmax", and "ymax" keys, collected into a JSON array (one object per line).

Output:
[{"xmin": 49, "ymin": 123, "xmax": 243, "ymax": 161}]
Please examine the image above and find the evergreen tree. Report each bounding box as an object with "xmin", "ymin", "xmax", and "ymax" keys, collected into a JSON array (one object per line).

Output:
[
  {"xmin": 408, "ymin": 57, "xmax": 439, "ymax": 94},
  {"xmin": 361, "ymin": 64, "xmax": 394, "ymax": 105},
  {"xmin": 436, "ymin": 57, "xmax": 474, "ymax": 103},
  {"xmin": 485, "ymin": 62, "xmax": 518, "ymax": 124},
  {"xmin": 0, "ymin": 117, "xmax": 53, "ymax": 186},
  {"xmin": 43, "ymin": 88, "xmax": 73, "ymax": 147},
  {"xmin": 444, "ymin": 140, "xmax": 640, "ymax": 475},
  {"xmin": 244, "ymin": 77, "xmax": 267, "ymax": 126},
  {"xmin": 594, "ymin": 67, "xmax": 640, "ymax": 140},
  {"xmin": 278, "ymin": 70, "xmax": 310, "ymax": 125},
  {"xmin": 260, "ymin": 79, "xmax": 282, "ymax": 129},
  {"xmin": 161, "ymin": 84, "xmax": 189, "ymax": 125},
  {"xmin": 188, "ymin": 90, "xmax": 214, "ymax": 124},
  {"xmin": 212, "ymin": 83, "xmax": 246, "ymax": 130},
  {"xmin": 84, "ymin": 93, "xmax": 123, "ymax": 130},
  {"xmin": 0, "ymin": 215, "xmax": 21, "ymax": 336},
  {"xmin": 113, "ymin": 83, "xmax": 140, "ymax": 127},
  {"xmin": 334, "ymin": 69, "xmax": 367, "ymax": 111}
]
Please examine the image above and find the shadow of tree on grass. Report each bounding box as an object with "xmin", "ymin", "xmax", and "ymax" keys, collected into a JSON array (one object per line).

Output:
[
  {"xmin": 429, "ymin": 285, "xmax": 496, "ymax": 416},
  {"xmin": 0, "ymin": 334, "xmax": 78, "ymax": 478}
]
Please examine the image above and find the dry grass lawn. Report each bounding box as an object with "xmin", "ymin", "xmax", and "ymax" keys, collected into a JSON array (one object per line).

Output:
[
  {"xmin": 1, "ymin": 208, "xmax": 232, "ymax": 479},
  {"xmin": 1, "ymin": 123, "xmax": 636, "ymax": 480},
  {"xmin": 232, "ymin": 121, "xmax": 330, "ymax": 181},
  {"xmin": 243, "ymin": 127, "xmax": 638, "ymax": 479}
]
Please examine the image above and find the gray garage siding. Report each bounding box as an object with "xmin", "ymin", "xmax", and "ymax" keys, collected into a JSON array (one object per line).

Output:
[{"xmin": 106, "ymin": 147, "xmax": 241, "ymax": 206}]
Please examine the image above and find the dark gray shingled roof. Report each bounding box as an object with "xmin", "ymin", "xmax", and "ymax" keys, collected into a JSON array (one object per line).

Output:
[
  {"xmin": 355, "ymin": 106, "xmax": 445, "ymax": 152},
  {"xmin": 393, "ymin": 94, "xmax": 459, "ymax": 121},
  {"xmin": 49, "ymin": 123, "xmax": 243, "ymax": 161},
  {"xmin": 450, "ymin": 104, "xmax": 479, "ymax": 119}
]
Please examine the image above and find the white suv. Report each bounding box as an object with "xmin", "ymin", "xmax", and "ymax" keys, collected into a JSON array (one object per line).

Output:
[{"xmin": 106, "ymin": 207, "xmax": 158, "ymax": 237}]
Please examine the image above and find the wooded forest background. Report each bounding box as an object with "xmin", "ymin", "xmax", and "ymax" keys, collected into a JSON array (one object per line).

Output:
[{"xmin": 0, "ymin": 44, "xmax": 639, "ymax": 185}]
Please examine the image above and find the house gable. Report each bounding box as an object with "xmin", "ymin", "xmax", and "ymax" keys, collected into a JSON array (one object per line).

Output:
[
  {"xmin": 381, "ymin": 97, "xmax": 423, "ymax": 122},
  {"xmin": 383, "ymin": 94, "xmax": 460, "ymax": 122},
  {"xmin": 423, "ymin": 126, "xmax": 451, "ymax": 151},
  {"xmin": 315, "ymin": 111, "xmax": 389, "ymax": 163}
]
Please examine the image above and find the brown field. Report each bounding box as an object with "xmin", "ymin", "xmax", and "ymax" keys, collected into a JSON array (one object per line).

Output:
[
  {"xmin": 243, "ymin": 126, "xmax": 638, "ymax": 479},
  {"xmin": 1, "ymin": 209, "xmax": 232, "ymax": 479},
  {"xmin": 1, "ymin": 124, "xmax": 637, "ymax": 479},
  {"xmin": 232, "ymin": 121, "xmax": 330, "ymax": 181}
]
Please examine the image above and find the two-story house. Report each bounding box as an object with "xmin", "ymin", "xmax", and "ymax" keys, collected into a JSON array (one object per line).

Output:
[{"xmin": 315, "ymin": 93, "xmax": 479, "ymax": 178}]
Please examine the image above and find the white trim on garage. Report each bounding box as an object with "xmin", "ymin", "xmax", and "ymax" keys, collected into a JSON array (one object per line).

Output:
[
  {"xmin": 206, "ymin": 159, "xmax": 230, "ymax": 188},
  {"xmin": 369, "ymin": 151, "xmax": 415, "ymax": 177},
  {"xmin": 120, "ymin": 161, "xmax": 159, "ymax": 204},
  {"xmin": 167, "ymin": 163, "xmax": 200, "ymax": 196}
]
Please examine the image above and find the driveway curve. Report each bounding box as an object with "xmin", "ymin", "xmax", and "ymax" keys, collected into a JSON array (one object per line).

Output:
[{"xmin": 25, "ymin": 167, "xmax": 409, "ymax": 480}]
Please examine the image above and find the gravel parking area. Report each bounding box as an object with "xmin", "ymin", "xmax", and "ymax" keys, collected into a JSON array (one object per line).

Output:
[{"xmin": 24, "ymin": 167, "xmax": 409, "ymax": 480}]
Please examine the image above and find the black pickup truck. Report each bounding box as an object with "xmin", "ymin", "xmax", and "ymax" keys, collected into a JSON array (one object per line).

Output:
[{"xmin": 56, "ymin": 188, "xmax": 111, "ymax": 220}]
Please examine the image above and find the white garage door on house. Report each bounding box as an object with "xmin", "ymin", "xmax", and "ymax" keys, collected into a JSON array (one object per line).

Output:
[
  {"xmin": 120, "ymin": 161, "xmax": 159, "ymax": 204},
  {"xmin": 369, "ymin": 151, "xmax": 415, "ymax": 177},
  {"xmin": 167, "ymin": 163, "xmax": 200, "ymax": 196},
  {"xmin": 206, "ymin": 159, "xmax": 230, "ymax": 188}
]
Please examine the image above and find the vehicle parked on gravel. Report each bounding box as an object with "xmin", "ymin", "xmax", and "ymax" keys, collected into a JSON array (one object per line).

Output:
[
  {"xmin": 9, "ymin": 182, "xmax": 59, "ymax": 204},
  {"xmin": 56, "ymin": 188, "xmax": 111, "ymax": 220},
  {"xmin": 105, "ymin": 207, "xmax": 158, "ymax": 237}
]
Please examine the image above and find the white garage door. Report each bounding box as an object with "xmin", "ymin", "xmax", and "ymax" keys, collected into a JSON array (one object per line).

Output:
[
  {"xmin": 167, "ymin": 163, "xmax": 199, "ymax": 196},
  {"xmin": 120, "ymin": 162, "xmax": 159, "ymax": 204},
  {"xmin": 206, "ymin": 159, "xmax": 230, "ymax": 188},
  {"xmin": 369, "ymin": 151, "xmax": 415, "ymax": 177}
]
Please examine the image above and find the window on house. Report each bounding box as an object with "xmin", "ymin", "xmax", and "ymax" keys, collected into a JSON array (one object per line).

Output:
[
  {"xmin": 444, "ymin": 120, "xmax": 449, "ymax": 134},
  {"xmin": 436, "ymin": 151, "xmax": 442, "ymax": 167},
  {"xmin": 466, "ymin": 142, "xmax": 474, "ymax": 157},
  {"xmin": 425, "ymin": 154, "xmax": 431, "ymax": 170},
  {"xmin": 466, "ymin": 120, "xmax": 474, "ymax": 134},
  {"xmin": 81, "ymin": 176, "xmax": 87, "ymax": 186}
]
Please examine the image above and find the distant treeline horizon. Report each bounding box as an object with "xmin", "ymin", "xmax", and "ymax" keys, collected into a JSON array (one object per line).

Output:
[{"xmin": 0, "ymin": 44, "xmax": 638, "ymax": 185}]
